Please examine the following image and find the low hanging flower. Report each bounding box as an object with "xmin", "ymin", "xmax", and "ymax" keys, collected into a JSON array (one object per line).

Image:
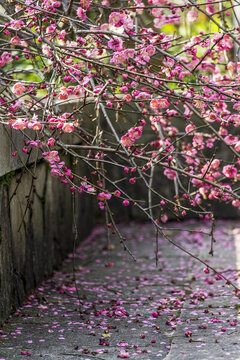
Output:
[
  {"xmin": 42, "ymin": 151, "xmax": 60, "ymax": 164},
  {"xmin": 98, "ymin": 192, "xmax": 112, "ymax": 201},
  {"xmin": 120, "ymin": 126, "xmax": 143, "ymax": 147},
  {"xmin": 163, "ymin": 169, "xmax": 177, "ymax": 180},
  {"xmin": 11, "ymin": 118, "xmax": 28, "ymax": 130},
  {"xmin": 62, "ymin": 123, "xmax": 74, "ymax": 133}
]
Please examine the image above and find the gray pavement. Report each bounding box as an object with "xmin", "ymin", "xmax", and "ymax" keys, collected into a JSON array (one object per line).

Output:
[{"xmin": 0, "ymin": 220, "xmax": 240, "ymax": 359}]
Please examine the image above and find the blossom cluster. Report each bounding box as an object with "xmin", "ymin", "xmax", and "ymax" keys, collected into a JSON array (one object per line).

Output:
[
  {"xmin": 121, "ymin": 127, "xmax": 143, "ymax": 147},
  {"xmin": 0, "ymin": 0, "xmax": 239, "ymax": 225}
]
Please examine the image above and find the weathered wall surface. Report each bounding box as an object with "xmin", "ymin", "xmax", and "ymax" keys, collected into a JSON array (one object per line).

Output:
[
  {"xmin": 0, "ymin": 100, "xmax": 99, "ymax": 325},
  {"xmin": 0, "ymin": 158, "xmax": 95, "ymax": 325},
  {"xmin": 0, "ymin": 126, "xmax": 32, "ymax": 177}
]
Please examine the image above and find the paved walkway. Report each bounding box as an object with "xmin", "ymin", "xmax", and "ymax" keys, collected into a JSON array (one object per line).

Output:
[{"xmin": 1, "ymin": 220, "xmax": 240, "ymax": 359}]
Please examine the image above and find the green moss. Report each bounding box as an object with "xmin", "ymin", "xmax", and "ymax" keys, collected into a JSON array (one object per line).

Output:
[{"xmin": 0, "ymin": 171, "xmax": 15, "ymax": 186}]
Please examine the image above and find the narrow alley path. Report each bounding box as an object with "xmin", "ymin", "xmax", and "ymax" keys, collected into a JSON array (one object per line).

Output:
[{"xmin": 1, "ymin": 220, "xmax": 240, "ymax": 359}]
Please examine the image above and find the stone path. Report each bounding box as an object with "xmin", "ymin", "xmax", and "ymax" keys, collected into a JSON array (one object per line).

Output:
[{"xmin": 1, "ymin": 220, "xmax": 240, "ymax": 359}]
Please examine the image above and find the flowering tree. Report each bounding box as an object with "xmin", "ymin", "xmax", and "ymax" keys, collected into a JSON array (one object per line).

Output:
[{"xmin": 0, "ymin": 0, "xmax": 240, "ymax": 283}]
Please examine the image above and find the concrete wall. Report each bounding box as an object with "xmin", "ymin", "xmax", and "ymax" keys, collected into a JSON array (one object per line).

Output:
[
  {"xmin": 0, "ymin": 126, "xmax": 33, "ymax": 177},
  {"xmin": 0, "ymin": 148, "xmax": 95, "ymax": 325}
]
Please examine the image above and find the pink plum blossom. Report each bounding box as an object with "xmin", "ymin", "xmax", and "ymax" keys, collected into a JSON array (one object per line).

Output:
[
  {"xmin": 117, "ymin": 342, "xmax": 129, "ymax": 347},
  {"xmin": 43, "ymin": 151, "xmax": 60, "ymax": 164},
  {"xmin": 1, "ymin": 51, "xmax": 13, "ymax": 64},
  {"xmin": 222, "ymin": 165, "xmax": 237, "ymax": 178},
  {"xmin": 42, "ymin": 45, "xmax": 52, "ymax": 57},
  {"xmin": 48, "ymin": 138, "xmax": 55, "ymax": 146},
  {"xmin": 234, "ymin": 141, "xmax": 240, "ymax": 152},
  {"xmin": 187, "ymin": 10, "xmax": 198, "ymax": 22},
  {"xmin": 110, "ymin": 52, "xmax": 127, "ymax": 65},
  {"xmin": 10, "ymin": 36, "xmax": 21, "ymax": 46},
  {"xmin": 62, "ymin": 123, "xmax": 74, "ymax": 133},
  {"xmin": 109, "ymin": 12, "xmax": 125, "ymax": 27},
  {"xmin": 12, "ymin": 83, "xmax": 26, "ymax": 95},
  {"xmin": 128, "ymin": 126, "xmax": 142, "ymax": 140},
  {"xmin": 11, "ymin": 119, "xmax": 28, "ymax": 130},
  {"xmin": 98, "ymin": 192, "xmax": 112, "ymax": 201},
  {"xmin": 121, "ymin": 134, "xmax": 135, "ymax": 147},
  {"xmin": 76, "ymin": 7, "xmax": 86, "ymax": 20},
  {"xmin": 113, "ymin": 308, "xmax": 128, "ymax": 317},
  {"xmin": 51, "ymin": 167, "xmax": 63, "ymax": 178},
  {"xmin": 28, "ymin": 122, "xmax": 42, "ymax": 131},
  {"xmin": 164, "ymin": 169, "xmax": 177, "ymax": 180},
  {"xmin": 118, "ymin": 349, "xmax": 130, "ymax": 358},
  {"xmin": 161, "ymin": 214, "xmax": 168, "ymax": 223},
  {"xmin": 210, "ymin": 159, "xmax": 220, "ymax": 169},
  {"xmin": 10, "ymin": 20, "xmax": 24, "ymax": 30},
  {"xmin": 113, "ymin": 190, "xmax": 121, "ymax": 197},
  {"xmin": 107, "ymin": 37, "xmax": 123, "ymax": 51},
  {"xmin": 123, "ymin": 94, "xmax": 132, "ymax": 102},
  {"xmin": 185, "ymin": 124, "xmax": 195, "ymax": 133},
  {"xmin": 224, "ymin": 135, "xmax": 238, "ymax": 145},
  {"xmin": 150, "ymin": 98, "xmax": 170, "ymax": 110}
]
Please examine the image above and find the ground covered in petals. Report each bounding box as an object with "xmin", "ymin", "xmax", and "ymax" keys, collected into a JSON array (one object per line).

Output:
[{"xmin": 1, "ymin": 220, "xmax": 240, "ymax": 359}]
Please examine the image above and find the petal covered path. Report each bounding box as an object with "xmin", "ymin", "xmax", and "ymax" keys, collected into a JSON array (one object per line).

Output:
[{"xmin": 1, "ymin": 220, "xmax": 240, "ymax": 359}]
